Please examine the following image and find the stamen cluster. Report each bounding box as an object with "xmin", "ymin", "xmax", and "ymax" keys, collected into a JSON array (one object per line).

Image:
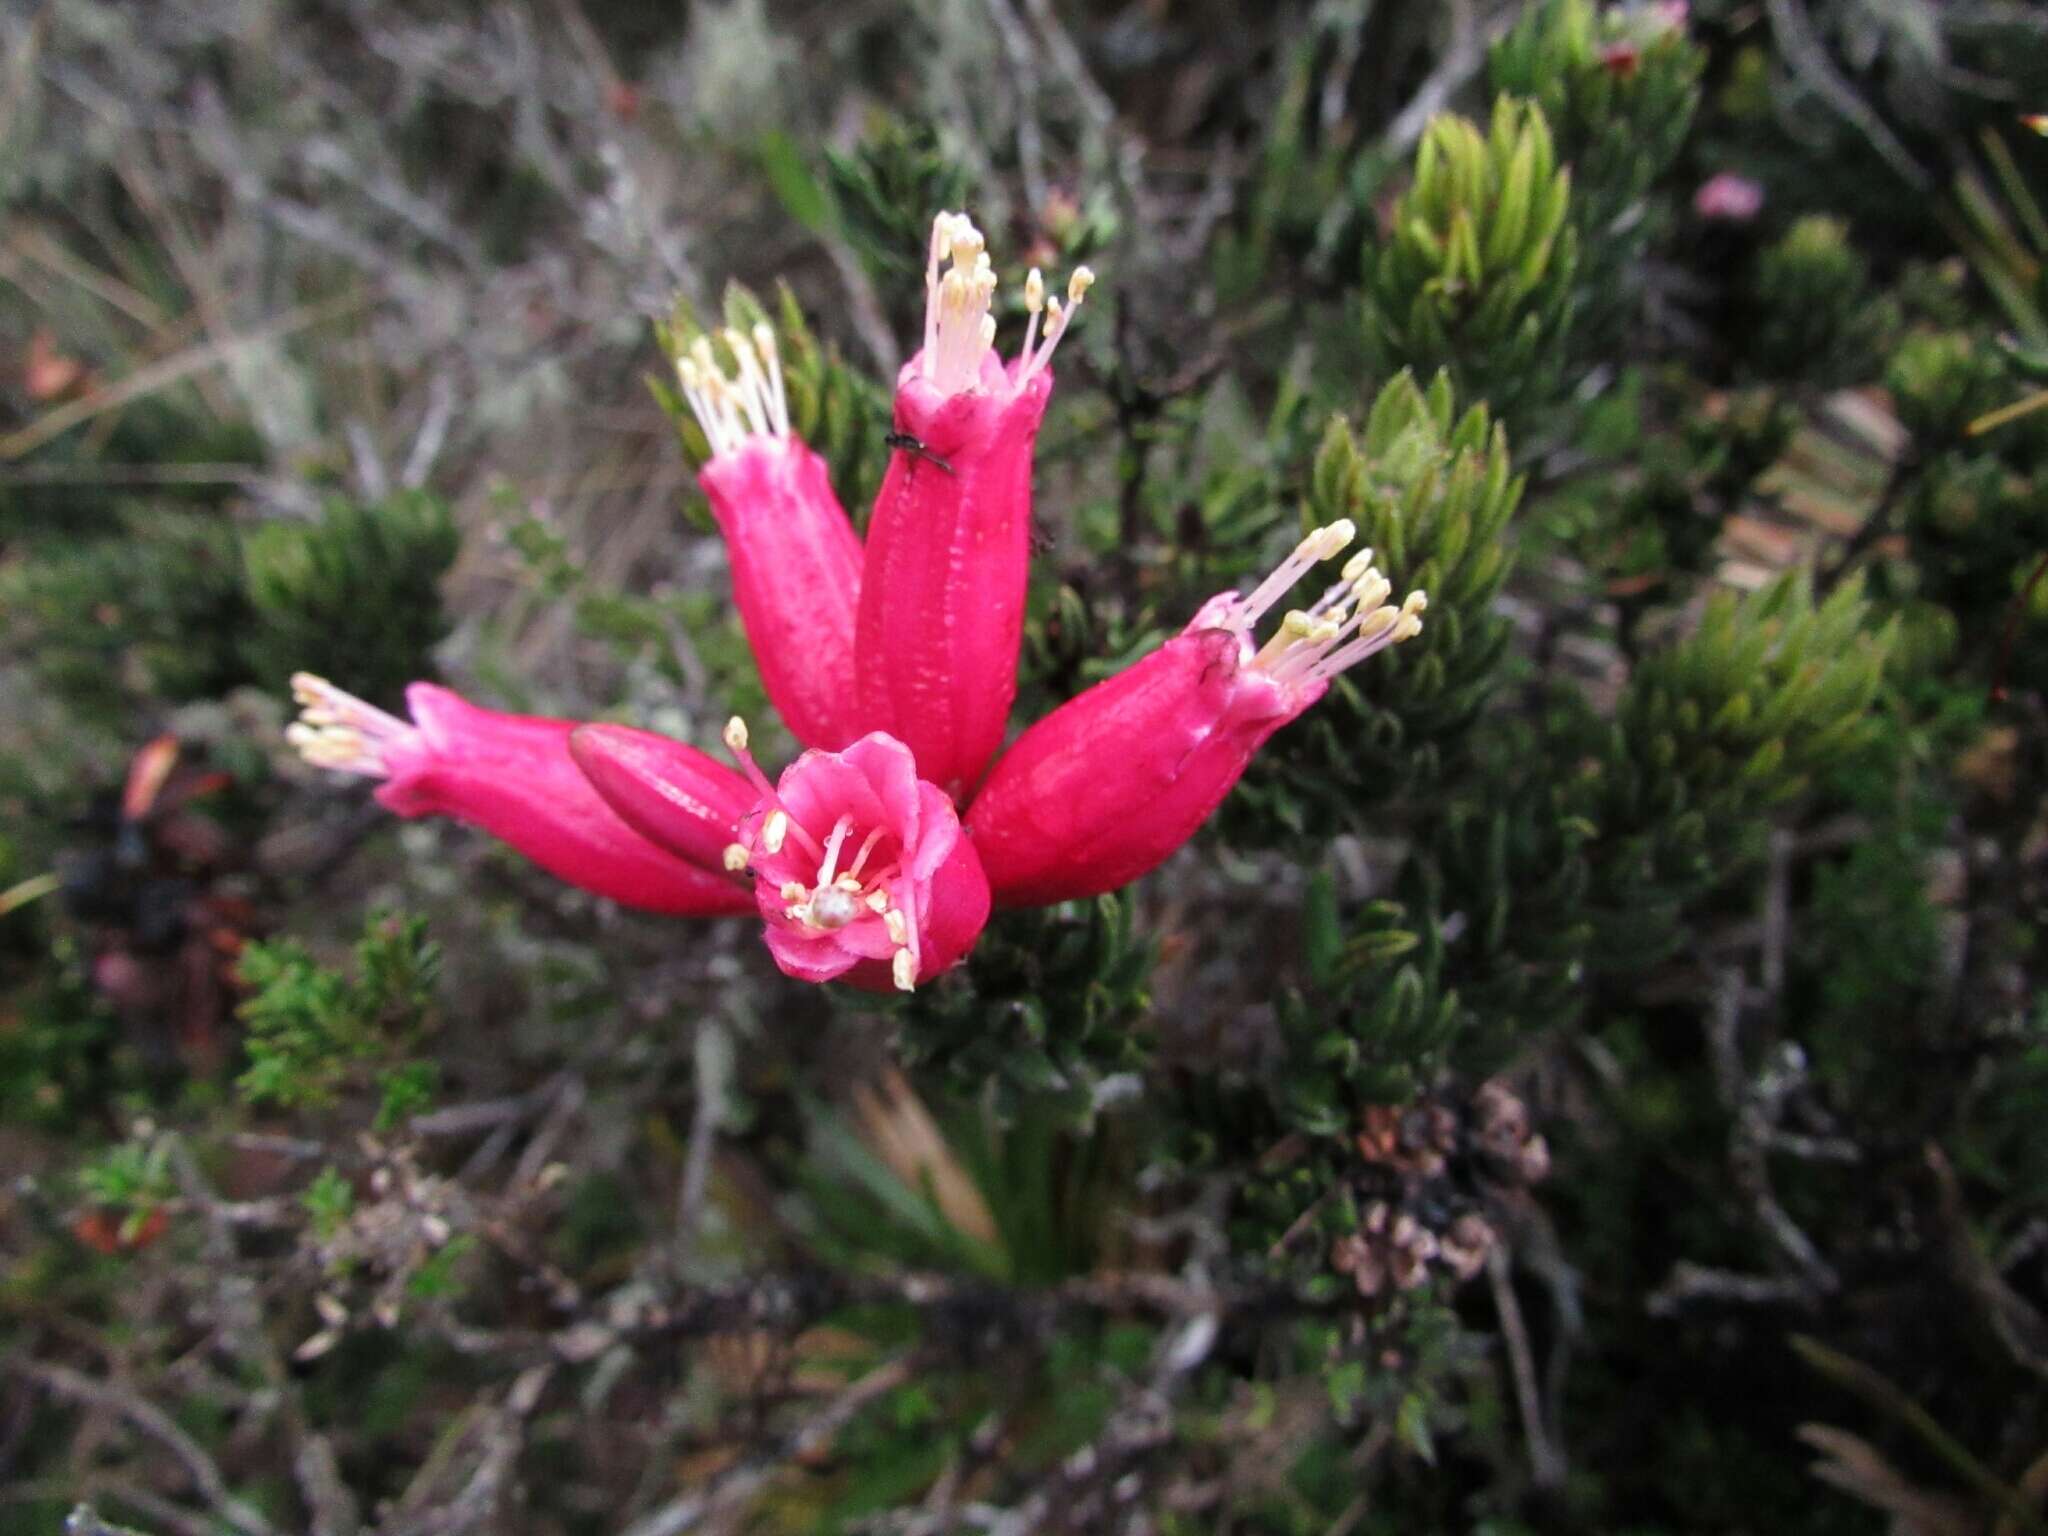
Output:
[
  {"xmin": 919, "ymin": 211, "xmax": 1094, "ymax": 398},
  {"xmin": 286, "ymin": 673, "xmax": 413, "ymax": 776},
  {"xmin": 1217, "ymin": 521, "xmax": 1428, "ymax": 692},
  {"xmin": 675, "ymin": 325, "xmax": 790, "ymax": 458}
]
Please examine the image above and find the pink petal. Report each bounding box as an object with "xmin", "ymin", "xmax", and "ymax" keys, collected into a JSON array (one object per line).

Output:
[{"xmin": 965, "ymin": 629, "xmax": 1297, "ymax": 907}]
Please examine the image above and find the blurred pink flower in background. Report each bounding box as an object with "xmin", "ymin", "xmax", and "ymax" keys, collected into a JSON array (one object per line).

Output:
[{"xmin": 1694, "ymin": 172, "xmax": 1765, "ymax": 223}]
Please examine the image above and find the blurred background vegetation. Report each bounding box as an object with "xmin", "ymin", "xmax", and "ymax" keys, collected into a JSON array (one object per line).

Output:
[{"xmin": 2, "ymin": 0, "xmax": 2047, "ymax": 1532}]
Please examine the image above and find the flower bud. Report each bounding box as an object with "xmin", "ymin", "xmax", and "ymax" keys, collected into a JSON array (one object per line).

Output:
[{"xmin": 855, "ymin": 213, "xmax": 1096, "ymax": 800}]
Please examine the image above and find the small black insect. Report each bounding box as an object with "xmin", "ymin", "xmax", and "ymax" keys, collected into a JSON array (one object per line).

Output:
[{"xmin": 885, "ymin": 431, "xmax": 955, "ymax": 475}]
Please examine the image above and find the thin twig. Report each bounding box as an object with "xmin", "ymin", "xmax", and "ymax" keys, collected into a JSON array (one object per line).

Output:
[
  {"xmin": 619, "ymin": 1358, "xmax": 917, "ymax": 1536},
  {"xmin": 1647, "ymin": 1261, "xmax": 1823, "ymax": 1314},
  {"xmin": 22, "ymin": 1363, "xmax": 277, "ymax": 1536},
  {"xmin": 1488, "ymin": 1246, "xmax": 1564, "ymax": 1490},
  {"xmin": 1793, "ymin": 1335, "xmax": 2048, "ymax": 1536},
  {"xmin": 1765, "ymin": 0, "xmax": 1931, "ymax": 192},
  {"xmin": 376, "ymin": 1367, "xmax": 554, "ymax": 1536}
]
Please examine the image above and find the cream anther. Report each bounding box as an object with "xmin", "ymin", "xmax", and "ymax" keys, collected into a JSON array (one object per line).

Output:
[
  {"xmin": 917, "ymin": 210, "xmax": 1100, "ymax": 395},
  {"xmin": 286, "ymin": 673, "xmax": 416, "ymax": 779},
  {"xmin": 1214, "ymin": 534, "xmax": 1428, "ymax": 691},
  {"xmin": 674, "ymin": 322, "xmax": 790, "ymax": 458}
]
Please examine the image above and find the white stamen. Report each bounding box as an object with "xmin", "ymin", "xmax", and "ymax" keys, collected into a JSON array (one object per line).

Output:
[
  {"xmin": 721, "ymin": 714, "xmax": 786, "ymax": 810},
  {"xmin": 752, "ymin": 322, "xmax": 790, "ymax": 437},
  {"xmin": 847, "ymin": 826, "xmax": 886, "ymax": 882},
  {"xmin": 892, "ymin": 948, "xmax": 917, "ymax": 992},
  {"xmin": 1231, "ymin": 521, "xmax": 1355, "ymax": 632},
  {"xmin": 1019, "ymin": 266, "xmax": 1093, "ymax": 384},
  {"xmin": 817, "ymin": 813, "xmax": 856, "ymax": 887},
  {"xmin": 1204, "ymin": 542, "xmax": 1427, "ymax": 691},
  {"xmin": 674, "ymin": 324, "xmax": 789, "ymax": 458},
  {"xmin": 921, "ymin": 212, "xmax": 999, "ymax": 394},
  {"xmin": 916, "ymin": 213, "xmax": 1098, "ymax": 397},
  {"xmin": 1022, "ymin": 267, "xmax": 1045, "ymax": 361}
]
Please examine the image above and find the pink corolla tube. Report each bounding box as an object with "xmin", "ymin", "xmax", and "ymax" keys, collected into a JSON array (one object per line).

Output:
[
  {"xmin": 967, "ymin": 523, "xmax": 1427, "ymax": 907},
  {"xmin": 676, "ymin": 325, "xmax": 867, "ymax": 751},
  {"xmin": 855, "ymin": 213, "xmax": 1094, "ymax": 802},
  {"xmin": 286, "ymin": 676, "xmax": 755, "ymax": 916}
]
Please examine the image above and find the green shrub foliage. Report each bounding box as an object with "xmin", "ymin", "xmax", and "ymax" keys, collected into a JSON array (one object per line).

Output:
[{"xmin": 4, "ymin": 5, "xmax": 2047, "ymax": 1535}]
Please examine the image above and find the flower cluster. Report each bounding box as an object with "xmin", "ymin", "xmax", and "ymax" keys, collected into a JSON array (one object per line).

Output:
[{"xmin": 288, "ymin": 212, "xmax": 1427, "ymax": 991}]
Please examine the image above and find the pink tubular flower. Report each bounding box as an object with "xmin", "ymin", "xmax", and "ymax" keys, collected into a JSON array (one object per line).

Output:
[
  {"xmin": 854, "ymin": 213, "xmax": 1094, "ymax": 801},
  {"xmin": 286, "ymin": 676, "xmax": 754, "ymax": 917},
  {"xmin": 716, "ymin": 719, "xmax": 989, "ymax": 992},
  {"xmin": 967, "ymin": 522, "xmax": 1425, "ymax": 907},
  {"xmin": 678, "ymin": 326, "xmax": 866, "ymax": 750}
]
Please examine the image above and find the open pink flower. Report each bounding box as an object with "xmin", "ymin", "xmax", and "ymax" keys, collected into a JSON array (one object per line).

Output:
[
  {"xmin": 719, "ymin": 723, "xmax": 989, "ymax": 992},
  {"xmin": 1693, "ymin": 172, "xmax": 1764, "ymax": 223},
  {"xmin": 287, "ymin": 210, "xmax": 1427, "ymax": 996}
]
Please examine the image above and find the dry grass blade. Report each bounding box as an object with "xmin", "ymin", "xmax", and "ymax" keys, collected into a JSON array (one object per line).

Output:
[
  {"xmin": 1798, "ymin": 1424, "xmax": 1979, "ymax": 1536},
  {"xmin": 0, "ymin": 292, "xmax": 371, "ymax": 460},
  {"xmin": 1794, "ymin": 1335, "xmax": 2048, "ymax": 1536},
  {"xmin": 849, "ymin": 1066, "xmax": 1001, "ymax": 1249}
]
